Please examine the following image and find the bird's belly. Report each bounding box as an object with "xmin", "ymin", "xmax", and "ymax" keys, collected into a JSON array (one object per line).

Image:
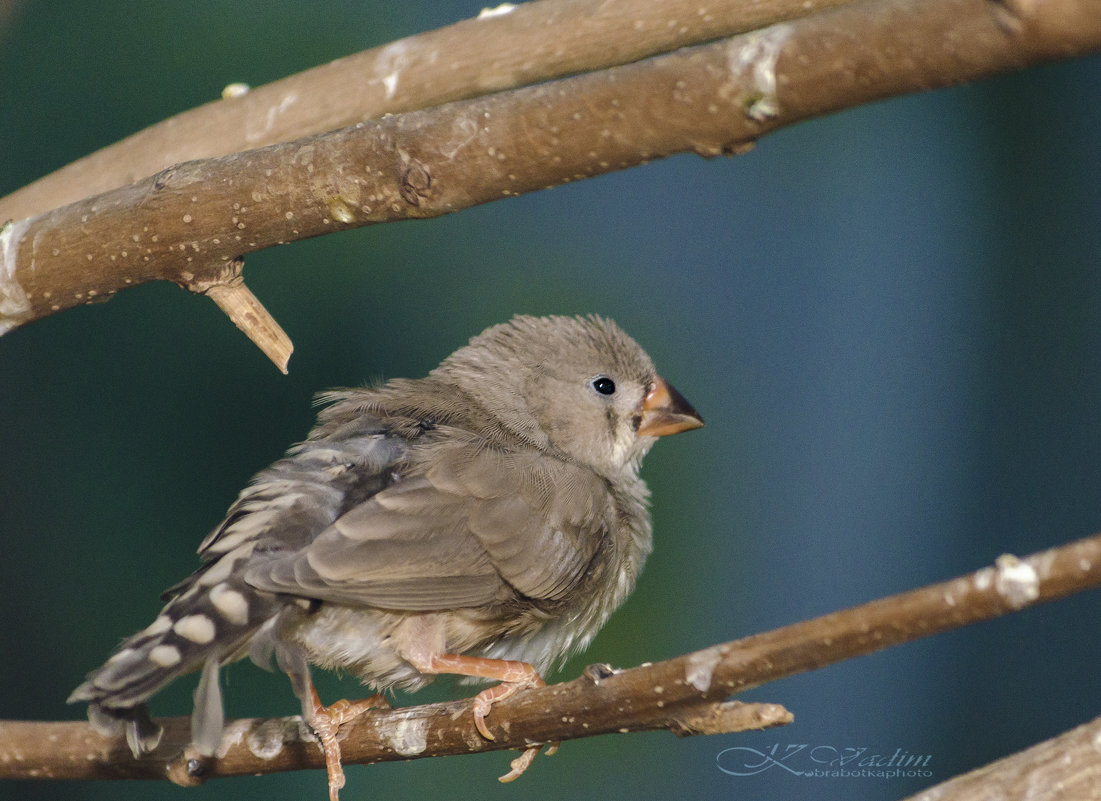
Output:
[
  {"xmin": 282, "ymin": 604, "xmax": 432, "ymax": 691},
  {"xmin": 475, "ymin": 572, "xmax": 632, "ymax": 675},
  {"xmin": 279, "ymin": 557, "xmax": 633, "ymax": 693}
]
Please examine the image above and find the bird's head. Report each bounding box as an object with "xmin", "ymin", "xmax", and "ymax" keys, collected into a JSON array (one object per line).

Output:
[{"xmin": 435, "ymin": 315, "xmax": 703, "ymax": 476}]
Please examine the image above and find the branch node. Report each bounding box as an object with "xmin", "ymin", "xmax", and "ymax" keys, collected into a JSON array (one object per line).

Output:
[
  {"xmin": 0, "ymin": 219, "xmax": 33, "ymax": 336},
  {"xmin": 667, "ymin": 700, "xmax": 793, "ymax": 737},
  {"xmin": 582, "ymin": 662, "xmax": 619, "ymax": 683},
  {"xmin": 993, "ymin": 553, "xmax": 1040, "ymax": 608},
  {"xmin": 165, "ymin": 747, "xmax": 209, "ymax": 787},
  {"xmin": 183, "ymin": 257, "xmax": 293, "ymax": 374},
  {"xmin": 398, "ymin": 151, "xmax": 432, "ymax": 206}
]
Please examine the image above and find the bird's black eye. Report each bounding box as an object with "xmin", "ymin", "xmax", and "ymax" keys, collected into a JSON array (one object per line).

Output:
[{"xmin": 592, "ymin": 376, "xmax": 616, "ymax": 396}]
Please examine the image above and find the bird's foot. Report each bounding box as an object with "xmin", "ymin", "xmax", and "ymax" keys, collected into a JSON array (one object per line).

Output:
[
  {"xmin": 468, "ymin": 668, "xmax": 544, "ymax": 740},
  {"xmin": 403, "ymin": 651, "xmax": 555, "ymax": 782},
  {"xmin": 308, "ymin": 688, "xmax": 390, "ymax": 801},
  {"xmin": 469, "ymin": 672, "xmax": 557, "ymax": 782},
  {"xmin": 497, "ymin": 739, "xmax": 559, "ymax": 782}
]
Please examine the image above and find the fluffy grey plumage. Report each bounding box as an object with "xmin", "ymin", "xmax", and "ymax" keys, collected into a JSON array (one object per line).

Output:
[{"xmin": 70, "ymin": 314, "xmax": 702, "ymax": 794}]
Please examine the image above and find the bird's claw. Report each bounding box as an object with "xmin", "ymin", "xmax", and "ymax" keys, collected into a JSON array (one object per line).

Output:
[
  {"xmin": 469, "ymin": 675, "xmax": 552, "ymax": 782},
  {"xmin": 473, "ymin": 698, "xmax": 496, "ymax": 741},
  {"xmin": 403, "ymin": 652, "xmax": 552, "ymax": 780},
  {"xmin": 497, "ymin": 739, "xmax": 559, "ymax": 782},
  {"xmin": 499, "ymin": 745, "xmax": 539, "ymax": 782},
  {"xmin": 308, "ymin": 692, "xmax": 389, "ymax": 801},
  {"xmin": 307, "ymin": 711, "xmax": 345, "ymax": 801},
  {"xmin": 470, "ymin": 673, "xmax": 545, "ymax": 741}
]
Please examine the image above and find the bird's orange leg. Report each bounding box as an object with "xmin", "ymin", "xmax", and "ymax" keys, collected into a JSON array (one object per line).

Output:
[
  {"xmin": 406, "ymin": 652, "xmax": 555, "ymax": 781},
  {"xmin": 421, "ymin": 653, "xmax": 544, "ymax": 740},
  {"xmin": 306, "ymin": 683, "xmax": 390, "ymax": 801}
]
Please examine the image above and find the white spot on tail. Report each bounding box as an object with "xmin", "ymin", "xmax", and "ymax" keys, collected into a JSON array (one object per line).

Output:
[
  {"xmin": 174, "ymin": 615, "xmax": 216, "ymax": 644},
  {"xmin": 210, "ymin": 584, "xmax": 250, "ymax": 626},
  {"xmin": 106, "ymin": 647, "xmax": 137, "ymax": 665},
  {"xmin": 149, "ymin": 644, "xmax": 182, "ymax": 667},
  {"xmin": 144, "ymin": 615, "xmax": 173, "ymax": 636}
]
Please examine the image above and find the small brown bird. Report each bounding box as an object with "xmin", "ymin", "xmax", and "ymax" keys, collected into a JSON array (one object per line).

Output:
[{"xmin": 70, "ymin": 315, "xmax": 703, "ymax": 798}]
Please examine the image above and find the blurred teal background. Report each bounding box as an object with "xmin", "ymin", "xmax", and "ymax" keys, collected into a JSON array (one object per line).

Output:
[{"xmin": 2, "ymin": 2, "xmax": 1100, "ymax": 800}]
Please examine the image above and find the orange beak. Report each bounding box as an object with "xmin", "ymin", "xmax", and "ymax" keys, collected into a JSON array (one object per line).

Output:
[{"xmin": 638, "ymin": 376, "xmax": 704, "ymax": 437}]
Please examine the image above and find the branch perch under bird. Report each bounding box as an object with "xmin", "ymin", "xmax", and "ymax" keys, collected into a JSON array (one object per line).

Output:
[{"xmin": 1, "ymin": 532, "xmax": 1099, "ymax": 792}]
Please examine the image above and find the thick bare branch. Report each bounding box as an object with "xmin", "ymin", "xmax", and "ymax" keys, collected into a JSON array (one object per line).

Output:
[
  {"xmin": 904, "ymin": 715, "xmax": 1101, "ymax": 801},
  {"xmin": 2, "ymin": 0, "xmax": 1099, "ymax": 356},
  {"xmin": 0, "ymin": 698, "xmax": 792, "ymax": 782},
  {"xmin": 0, "ymin": 0, "xmax": 860, "ymax": 222},
  {"xmin": 2, "ymin": 532, "xmax": 1099, "ymax": 785}
]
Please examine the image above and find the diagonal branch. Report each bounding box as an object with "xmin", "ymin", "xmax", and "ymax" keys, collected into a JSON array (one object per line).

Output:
[
  {"xmin": 903, "ymin": 714, "xmax": 1101, "ymax": 801},
  {"xmin": 2, "ymin": 0, "xmax": 1099, "ymax": 368},
  {"xmin": 2, "ymin": 532, "xmax": 1099, "ymax": 787},
  {"xmin": 0, "ymin": 0, "xmax": 862, "ymax": 223}
]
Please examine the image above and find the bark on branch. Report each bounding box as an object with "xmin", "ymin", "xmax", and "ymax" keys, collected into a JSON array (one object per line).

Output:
[
  {"xmin": 904, "ymin": 714, "xmax": 1101, "ymax": 801},
  {"xmin": 1, "ymin": 0, "xmax": 1099, "ymax": 368},
  {"xmin": 0, "ymin": 0, "xmax": 861, "ymax": 223},
  {"xmin": 1, "ymin": 533, "xmax": 1099, "ymax": 790}
]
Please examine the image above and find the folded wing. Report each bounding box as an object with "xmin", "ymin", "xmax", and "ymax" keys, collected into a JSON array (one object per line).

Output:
[{"xmin": 244, "ymin": 444, "xmax": 612, "ymax": 612}]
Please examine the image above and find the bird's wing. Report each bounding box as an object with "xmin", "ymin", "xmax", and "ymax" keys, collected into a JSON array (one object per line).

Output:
[
  {"xmin": 425, "ymin": 445, "xmax": 613, "ymax": 603},
  {"xmin": 160, "ymin": 417, "xmax": 408, "ymax": 603},
  {"xmin": 243, "ymin": 444, "xmax": 613, "ymax": 611}
]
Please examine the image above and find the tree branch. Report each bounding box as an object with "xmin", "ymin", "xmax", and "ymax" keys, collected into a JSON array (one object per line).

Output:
[
  {"xmin": 2, "ymin": 0, "xmax": 1098, "ymax": 368},
  {"xmin": 2, "ymin": 533, "xmax": 1099, "ymax": 788},
  {"xmin": 0, "ymin": 0, "xmax": 861, "ymax": 223},
  {"xmin": 904, "ymin": 714, "xmax": 1101, "ymax": 801},
  {"xmin": 180, "ymin": 256, "xmax": 292, "ymax": 374}
]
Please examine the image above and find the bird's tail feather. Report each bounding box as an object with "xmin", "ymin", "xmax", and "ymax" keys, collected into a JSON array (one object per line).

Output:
[{"xmin": 69, "ymin": 573, "xmax": 282, "ymax": 756}]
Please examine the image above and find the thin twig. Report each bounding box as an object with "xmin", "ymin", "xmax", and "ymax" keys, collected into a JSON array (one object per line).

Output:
[
  {"xmin": 1, "ymin": 533, "xmax": 1098, "ymax": 784},
  {"xmin": 182, "ymin": 257, "xmax": 293, "ymax": 373}
]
